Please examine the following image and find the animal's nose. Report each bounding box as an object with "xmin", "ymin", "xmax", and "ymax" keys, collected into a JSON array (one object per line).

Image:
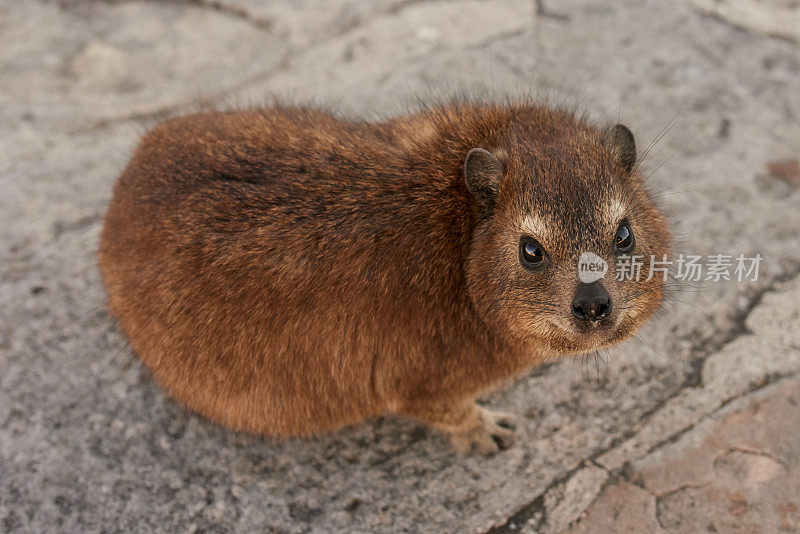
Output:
[{"xmin": 572, "ymin": 281, "xmax": 612, "ymax": 321}]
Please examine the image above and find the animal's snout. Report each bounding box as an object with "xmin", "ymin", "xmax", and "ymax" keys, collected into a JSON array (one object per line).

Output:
[{"xmin": 571, "ymin": 281, "xmax": 612, "ymax": 322}]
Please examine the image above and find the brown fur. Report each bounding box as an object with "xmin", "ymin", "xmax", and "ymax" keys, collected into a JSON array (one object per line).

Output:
[{"xmin": 98, "ymin": 101, "xmax": 670, "ymax": 455}]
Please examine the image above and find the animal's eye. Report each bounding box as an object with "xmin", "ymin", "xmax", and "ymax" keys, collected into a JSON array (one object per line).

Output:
[
  {"xmin": 520, "ymin": 237, "xmax": 547, "ymax": 269},
  {"xmin": 615, "ymin": 220, "xmax": 635, "ymax": 252}
]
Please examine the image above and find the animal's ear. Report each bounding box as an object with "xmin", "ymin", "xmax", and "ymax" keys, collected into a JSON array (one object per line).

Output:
[
  {"xmin": 602, "ymin": 124, "xmax": 636, "ymax": 172},
  {"xmin": 464, "ymin": 148, "xmax": 503, "ymax": 210}
]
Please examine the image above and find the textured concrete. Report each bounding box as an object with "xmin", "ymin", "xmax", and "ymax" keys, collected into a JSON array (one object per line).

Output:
[{"xmin": 1, "ymin": 0, "xmax": 799, "ymax": 532}]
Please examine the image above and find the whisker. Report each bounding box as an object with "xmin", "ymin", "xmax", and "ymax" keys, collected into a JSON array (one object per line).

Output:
[
  {"xmin": 637, "ymin": 113, "xmax": 679, "ymax": 166},
  {"xmin": 643, "ymin": 142, "xmax": 683, "ymax": 183},
  {"xmin": 632, "ymin": 333, "xmax": 670, "ymax": 364}
]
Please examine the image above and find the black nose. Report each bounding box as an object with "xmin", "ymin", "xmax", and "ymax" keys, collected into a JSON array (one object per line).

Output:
[{"xmin": 572, "ymin": 281, "xmax": 612, "ymax": 321}]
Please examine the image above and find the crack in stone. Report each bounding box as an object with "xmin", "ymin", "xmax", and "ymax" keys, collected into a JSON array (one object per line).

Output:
[
  {"xmin": 684, "ymin": 1, "xmax": 800, "ymax": 45},
  {"xmin": 533, "ymin": 0, "xmax": 570, "ymax": 21},
  {"xmin": 562, "ymin": 459, "xmax": 615, "ymax": 530},
  {"xmin": 484, "ymin": 477, "xmax": 552, "ymax": 533},
  {"xmin": 189, "ymin": 0, "xmax": 274, "ymax": 31},
  {"xmin": 485, "ymin": 457, "xmax": 622, "ymax": 532},
  {"xmin": 712, "ymin": 446, "xmax": 790, "ymax": 472},
  {"xmin": 58, "ymin": 0, "xmax": 275, "ymax": 31},
  {"xmin": 682, "ymin": 262, "xmax": 800, "ymax": 389},
  {"xmin": 387, "ymin": 0, "xmax": 496, "ymax": 15},
  {"xmin": 643, "ymin": 370, "xmax": 799, "ymax": 458}
]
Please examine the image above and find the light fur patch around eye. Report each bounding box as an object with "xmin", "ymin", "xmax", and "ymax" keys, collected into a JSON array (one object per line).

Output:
[
  {"xmin": 520, "ymin": 214, "xmax": 549, "ymax": 243},
  {"xmin": 605, "ymin": 198, "xmax": 627, "ymax": 225}
]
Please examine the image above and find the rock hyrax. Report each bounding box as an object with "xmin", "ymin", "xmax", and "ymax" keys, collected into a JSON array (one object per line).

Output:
[{"xmin": 99, "ymin": 101, "xmax": 670, "ymax": 455}]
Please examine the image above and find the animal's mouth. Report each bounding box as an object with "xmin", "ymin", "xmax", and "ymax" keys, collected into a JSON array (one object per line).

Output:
[{"xmin": 545, "ymin": 310, "xmax": 634, "ymax": 354}]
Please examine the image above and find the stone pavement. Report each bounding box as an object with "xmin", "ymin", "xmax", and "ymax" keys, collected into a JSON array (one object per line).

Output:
[{"xmin": 1, "ymin": 0, "xmax": 799, "ymax": 532}]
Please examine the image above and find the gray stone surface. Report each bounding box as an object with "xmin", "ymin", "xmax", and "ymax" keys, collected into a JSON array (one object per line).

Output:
[{"xmin": 1, "ymin": 0, "xmax": 799, "ymax": 532}]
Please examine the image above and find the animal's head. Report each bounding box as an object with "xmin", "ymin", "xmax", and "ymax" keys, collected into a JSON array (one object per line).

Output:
[{"xmin": 464, "ymin": 119, "xmax": 670, "ymax": 354}]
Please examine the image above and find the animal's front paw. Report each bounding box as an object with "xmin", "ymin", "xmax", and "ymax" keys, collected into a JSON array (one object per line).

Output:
[{"xmin": 448, "ymin": 408, "xmax": 517, "ymax": 456}]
